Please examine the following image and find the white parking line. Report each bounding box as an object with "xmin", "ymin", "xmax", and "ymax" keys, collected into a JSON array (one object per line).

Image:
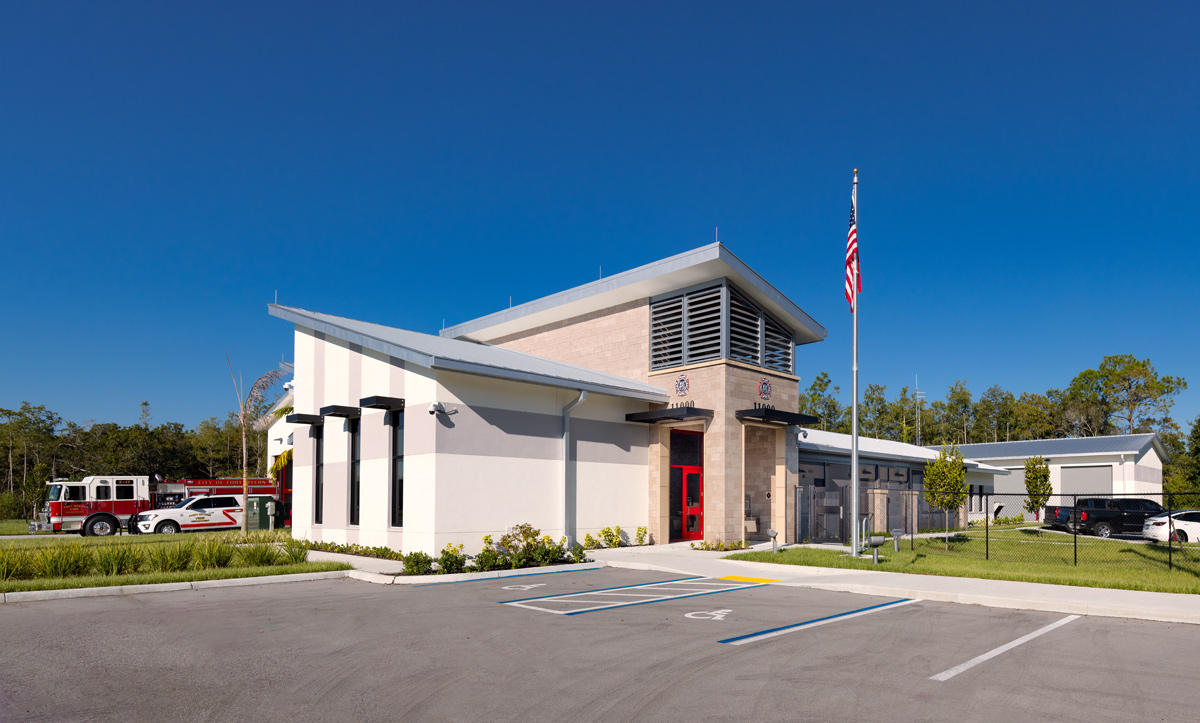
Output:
[
  {"xmin": 503, "ymin": 577, "xmax": 769, "ymax": 616},
  {"xmin": 930, "ymin": 615, "xmax": 1080, "ymax": 681}
]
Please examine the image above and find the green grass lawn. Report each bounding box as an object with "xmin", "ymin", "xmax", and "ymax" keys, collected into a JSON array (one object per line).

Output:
[
  {"xmin": 729, "ymin": 529, "xmax": 1200, "ymax": 594},
  {"xmin": 0, "ymin": 519, "xmax": 38, "ymax": 535},
  {"xmin": 0, "ymin": 528, "xmax": 290, "ymax": 549}
]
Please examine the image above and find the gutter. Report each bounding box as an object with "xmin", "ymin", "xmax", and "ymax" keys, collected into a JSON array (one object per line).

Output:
[{"xmin": 562, "ymin": 391, "xmax": 587, "ymax": 547}]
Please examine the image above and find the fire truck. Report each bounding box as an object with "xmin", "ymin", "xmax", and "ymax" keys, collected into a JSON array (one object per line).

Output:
[{"xmin": 32, "ymin": 477, "xmax": 280, "ymax": 536}]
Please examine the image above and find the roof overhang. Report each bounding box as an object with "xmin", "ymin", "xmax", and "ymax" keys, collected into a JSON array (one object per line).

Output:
[
  {"xmin": 625, "ymin": 407, "xmax": 715, "ymax": 424},
  {"xmin": 360, "ymin": 396, "xmax": 405, "ymax": 411},
  {"xmin": 285, "ymin": 414, "xmax": 323, "ymax": 426},
  {"xmin": 320, "ymin": 405, "xmax": 360, "ymax": 419},
  {"xmin": 440, "ymin": 243, "xmax": 827, "ymax": 346},
  {"xmin": 736, "ymin": 408, "xmax": 819, "ymax": 426}
]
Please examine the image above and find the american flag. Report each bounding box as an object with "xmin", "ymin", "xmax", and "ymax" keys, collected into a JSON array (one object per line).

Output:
[{"xmin": 844, "ymin": 179, "xmax": 860, "ymax": 312}]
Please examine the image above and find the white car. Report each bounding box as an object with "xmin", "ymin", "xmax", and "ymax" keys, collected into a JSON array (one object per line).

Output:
[
  {"xmin": 135, "ymin": 494, "xmax": 270, "ymax": 534},
  {"xmin": 1141, "ymin": 510, "xmax": 1200, "ymax": 543}
]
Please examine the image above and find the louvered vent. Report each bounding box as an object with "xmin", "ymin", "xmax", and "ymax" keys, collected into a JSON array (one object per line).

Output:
[
  {"xmin": 728, "ymin": 289, "xmax": 762, "ymax": 366},
  {"xmin": 650, "ymin": 296, "xmax": 684, "ymax": 370},
  {"xmin": 762, "ymin": 313, "xmax": 793, "ymax": 373},
  {"xmin": 684, "ymin": 285, "xmax": 722, "ymax": 364}
]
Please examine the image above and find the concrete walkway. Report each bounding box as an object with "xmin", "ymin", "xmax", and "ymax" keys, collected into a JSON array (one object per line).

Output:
[{"xmin": 584, "ymin": 542, "xmax": 1200, "ymax": 626}]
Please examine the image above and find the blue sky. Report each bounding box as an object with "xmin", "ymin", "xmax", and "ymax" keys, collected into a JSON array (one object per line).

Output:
[{"xmin": 2, "ymin": 1, "xmax": 1198, "ymax": 429}]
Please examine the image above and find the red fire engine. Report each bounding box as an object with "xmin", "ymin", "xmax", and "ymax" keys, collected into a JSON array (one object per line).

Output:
[{"xmin": 33, "ymin": 477, "xmax": 281, "ymax": 536}]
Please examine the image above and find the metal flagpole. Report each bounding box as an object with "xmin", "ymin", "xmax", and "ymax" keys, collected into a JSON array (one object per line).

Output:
[{"xmin": 850, "ymin": 170, "xmax": 860, "ymax": 556}]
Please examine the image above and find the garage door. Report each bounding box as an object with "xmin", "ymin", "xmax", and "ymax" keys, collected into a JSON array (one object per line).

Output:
[
  {"xmin": 994, "ymin": 468, "xmax": 1027, "ymax": 519},
  {"xmin": 1060, "ymin": 465, "xmax": 1113, "ymax": 496}
]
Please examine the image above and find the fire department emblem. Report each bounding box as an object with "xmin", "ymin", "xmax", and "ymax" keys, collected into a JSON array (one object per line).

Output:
[
  {"xmin": 758, "ymin": 377, "xmax": 772, "ymax": 401},
  {"xmin": 675, "ymin": 374, "xmax": 690, "ymax": 397}
]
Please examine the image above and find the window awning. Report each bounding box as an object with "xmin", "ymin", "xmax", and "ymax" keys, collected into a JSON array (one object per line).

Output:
[
  {"xmin": 735, "ymin": 408, "xmax": 818, "ymax": 426},
  {"xmin": 285, "ymin": 413, "xmax": 323, "ymax": 426},
  {"xmin": 359, "ymin": 396, "xmax": 405, "ymax": 411},
  {"xmin": 625, "ymin": 407, "xmax": 715, "ymax": 424},
  {"xmin": 319, "ymin": 405, "xmax": 361, "ymax": 419}
]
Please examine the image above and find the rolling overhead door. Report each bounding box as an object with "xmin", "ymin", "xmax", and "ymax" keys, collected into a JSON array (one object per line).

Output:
[{"xmin": 1060, "ymin": 465, "xmax": 1113, "ymax": 496}]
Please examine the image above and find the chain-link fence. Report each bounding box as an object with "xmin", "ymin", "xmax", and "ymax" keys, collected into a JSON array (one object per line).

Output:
[{"xmin": 904, "ymin": 492, "xmax": 1200, "ymax": 576}]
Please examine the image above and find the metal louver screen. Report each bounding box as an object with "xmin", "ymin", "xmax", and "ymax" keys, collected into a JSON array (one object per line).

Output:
[
  {"xmin": 762, "ymin": 314, "xmax": 793, "ymax": 373},
  {"xmin": 685, "ymin": 286, "xmax": 722, "ymax": 363},
  {"xmin": 728, "ymin": 289, "xmax": 761, "ymax": 366},
  {"xmin": 650, "ymin": 296, "xmax": 684, "ymax": 369}
]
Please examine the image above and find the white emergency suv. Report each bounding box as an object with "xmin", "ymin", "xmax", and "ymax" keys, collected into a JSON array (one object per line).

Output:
[{"xmin": 134, "ymin": 494, "xmax": 272, "ymax": 534}]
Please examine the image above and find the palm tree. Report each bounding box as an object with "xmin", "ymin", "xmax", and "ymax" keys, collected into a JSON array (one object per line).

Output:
[{"xmin": 226, "ymin": 353, "xmax": 285, "ymax": 534}]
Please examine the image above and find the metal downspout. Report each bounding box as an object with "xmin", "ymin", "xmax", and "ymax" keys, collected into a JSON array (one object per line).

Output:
[{"xmin": 562, "ymin": 390, "xmax": 587, "ymax": 547}]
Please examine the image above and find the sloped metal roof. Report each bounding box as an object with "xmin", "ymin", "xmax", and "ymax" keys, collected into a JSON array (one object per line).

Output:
[
  {"xmin": 799, "ymin": 429, "xmax": 1009, "ymax": 475},
  {"xmin": 945, "ymin": 434, "xmax": 1167, "ymax": 463},
  {"xmin": 269, "ymin": 305, "xmax": 670, "ymax": 403},
  {"xmin": 440, "ymin": 242, "xmax": 827, "ymax": 345}
]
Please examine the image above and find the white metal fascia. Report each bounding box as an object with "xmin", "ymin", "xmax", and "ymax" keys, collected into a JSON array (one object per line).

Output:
[{"xmin": 431, "ymin": 357, "xmax": 668, "ymax": 403}]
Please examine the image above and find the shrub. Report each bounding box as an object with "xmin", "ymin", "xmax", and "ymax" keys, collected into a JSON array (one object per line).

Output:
[
  {"xmin": 635, "ymin": 526, "xmax": 648, "ymax": 546},
  {"xmin": 437, "ymin": 543, "xmax": 467, "ymax": 574},
  {"xmin": 472, "ymin": 535, "xmax": 508, "ymax": 572},
  {"xmin": 147, "ymin": 542, "xmax": 195, "ymax": 573},
  {"xmin": 582, "ymin": 533, "xmax": 599, "ymax": 550},
  {"xmin": 0, "ymin": 546, "xmax": 35, "ymax": 580},
  {"xmin": 240, "ymin": 542, "xmax": 282, "ymax": 567},
  {"xmin": 95, "ymin": 545, "xmax": 146, "ymax": 576},
  {"xmin": 533, "ymin": 536, "xmax": 567, "ymax": 566},
  {"xmin": 689, "ymin": 539, "xmax": 747, "ymax": 552},
  {"xmin": 0, "ymin": 492, "xmax": 25, "ymax": 520},
  {"xmin": 35, "ymin": 543, "xmax": 94, "ymax": 578},
  {"xmin": 192, "ymin": 537, "xmax": 236, "ymax": 570},
  {"xmin": 282, "ymin": 538, "xmax": 308, "ymax": 564},
  {"xmin": 303, "ymin": 540, "xmax": 404, "ymax": 561},
  {"xmin": 567, "ymin": 544, "xmax": 587, "ymax": 564},
  {"xmin": 599, "ymin": 526, "xmax": 622, "ymax": 548},
  {"xmin": 403, "ymin": 551, "xmax": 434, "ymax": 576}
]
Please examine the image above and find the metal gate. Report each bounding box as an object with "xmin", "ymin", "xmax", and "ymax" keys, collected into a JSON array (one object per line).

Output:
[{"xmin": 809, "ymin": 486, "xmax": 845, "ymax": 543}]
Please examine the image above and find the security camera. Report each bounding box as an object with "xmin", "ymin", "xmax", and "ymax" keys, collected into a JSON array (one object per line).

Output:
[
  {"xmin": 800, "ymin": 429, "xmax": 809, "ymax": 439},
  {"xmin": 429, "ymin": 401, "xmax": 446, "ymax": 415}
]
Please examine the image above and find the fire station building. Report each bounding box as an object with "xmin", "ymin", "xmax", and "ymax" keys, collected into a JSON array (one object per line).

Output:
[{"xmin": 271, "ymin": 243, "xmax": 836, "ymax": 555}]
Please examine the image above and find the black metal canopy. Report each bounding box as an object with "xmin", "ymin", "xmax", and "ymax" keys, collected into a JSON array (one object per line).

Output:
[
  {"xmin": 319, "ymin": 405, "xmax": 361, "ymax": 419},
  {"xmin": 285, "ymin": 413, "xmax": 323, "ymax": 426},
  {"xmin": 625, "ymin": 407, "xmax": 715, "ymax": 424},
  {"xmin": 735, "ymin": 408, "xmax": 818, "ymax": 426},
  {"xmin": 359, "ymin": 395, "xmax": 405, "ymax": 411}
]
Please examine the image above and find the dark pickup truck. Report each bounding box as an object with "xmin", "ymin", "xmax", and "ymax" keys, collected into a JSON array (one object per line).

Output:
[
  {"xmin": 1042, "ymin": 505, "xmax": 1073, "ymax": 530},
  {"xmin": 1063, "ymin": 498, "xmax": 1165, "ymax": 538}
]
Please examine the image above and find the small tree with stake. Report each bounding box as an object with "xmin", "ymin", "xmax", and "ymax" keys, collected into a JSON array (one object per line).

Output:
[
  {"xmin": 924, "ymin": 444, "xmax": 967, "ymax": 551},
  {"xmin": 226, "ymin": 353, "xmax": 284, "ymax": 535},
  {"xmin": 1023, "ymin": 455, "xmax": 1052, "ymax": 533}
]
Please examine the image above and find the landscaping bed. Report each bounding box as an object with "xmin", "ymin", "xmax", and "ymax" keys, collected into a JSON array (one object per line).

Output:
[{"xmin": 0, "ymin": 530, "xmax": 351, "ymax": 593}]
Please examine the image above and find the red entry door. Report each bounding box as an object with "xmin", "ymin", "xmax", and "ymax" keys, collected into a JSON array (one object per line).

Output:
[{"xmin": 681, "ymin": 466, "xmax": 704, "ymax": 541}]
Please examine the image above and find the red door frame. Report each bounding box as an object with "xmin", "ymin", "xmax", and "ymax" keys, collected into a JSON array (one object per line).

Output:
[{"xmin": 679, "ymin": 466, "xmax": 704, "ymax": 541}]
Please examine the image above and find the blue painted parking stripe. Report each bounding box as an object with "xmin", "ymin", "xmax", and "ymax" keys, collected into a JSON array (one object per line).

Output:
[
  {"xmin": 718, "ymin": 598, "xmax": 919, "ymax": 645},
  {"xmin": 563, "ymin": 583, "xmax": 768, "ymax": 615},
  {"xmin": 497, "ymin": 576, "xmax": 705, "ymax": 604},
  {"xmin": 412, "ymin": 567, "xmax": 602, "ymax": 588}
]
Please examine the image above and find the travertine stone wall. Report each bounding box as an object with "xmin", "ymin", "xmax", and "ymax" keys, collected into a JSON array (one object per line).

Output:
[{"xmin": 489, "ymin": 299, "xmax": 653, "ymax": 385}]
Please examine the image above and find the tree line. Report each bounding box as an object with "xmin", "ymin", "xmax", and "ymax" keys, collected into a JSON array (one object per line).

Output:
[
  {"xmin": 799, "ymin": 354, "xmax": 1200, "ymax": 497},
  {"xmin": 1, "ymin": 400, "xmax": 278, "ymax": 519}
]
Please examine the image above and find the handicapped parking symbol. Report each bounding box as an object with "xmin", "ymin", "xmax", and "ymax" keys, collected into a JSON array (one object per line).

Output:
[
  {"xmin": 685, "ymin": 609, "xmax": 732, "ymax": 620},
  {"xmin": 502, "ymin": 583, "xmax": 548, "ymax": 591}
]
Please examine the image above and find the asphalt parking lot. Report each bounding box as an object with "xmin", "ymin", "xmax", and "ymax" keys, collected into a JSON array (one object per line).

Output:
[{"xmin": 3, "ymin": 569, "xmax": 1198, "ymax": 722}]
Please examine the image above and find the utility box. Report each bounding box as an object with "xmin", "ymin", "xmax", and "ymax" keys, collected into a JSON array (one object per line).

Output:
[{"xmin": 245, "ymin": 497, "xmax": 270, "ymax": 531}]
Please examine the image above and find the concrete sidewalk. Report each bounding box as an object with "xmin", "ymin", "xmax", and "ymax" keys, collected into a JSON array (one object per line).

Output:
[{"xmin": 585, "ymin": 542, "xmax": 1200, "ymax": 626}]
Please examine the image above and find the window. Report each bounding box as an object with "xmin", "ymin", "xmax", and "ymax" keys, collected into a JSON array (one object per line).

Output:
[
  {"xmin": 210, "ymin": 497, "xmax": 237, "ymax": 508},
  {"xmin": 66, "ymin": 486, "xmax": 86, "ymax": 502},
  {"xmin": 390, "ymin": 410, "xmax": 404, "ymax": 527},
  {"xmin": 313, "ymin": 425, "xmax": 324, "ymax": 525},
  {"xmin": 95, "ymin": 483, "xmax": 111, "ymax": 501},
  {"xmin": 649, "ymin": 280, "xmax": 794, "ymax": 374},
  {"xmin": 349, "ymin": 419, "xmax": 361, "ymax": 526},
  {"xmin": 115, "ymin": 479, "xmax": 135, "ymax": 500}
]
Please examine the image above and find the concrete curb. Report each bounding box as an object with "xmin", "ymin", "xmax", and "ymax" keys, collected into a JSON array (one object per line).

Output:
[{"xmin": 1, "ymin": 570, "xmax": 350, "ymax": 604}]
